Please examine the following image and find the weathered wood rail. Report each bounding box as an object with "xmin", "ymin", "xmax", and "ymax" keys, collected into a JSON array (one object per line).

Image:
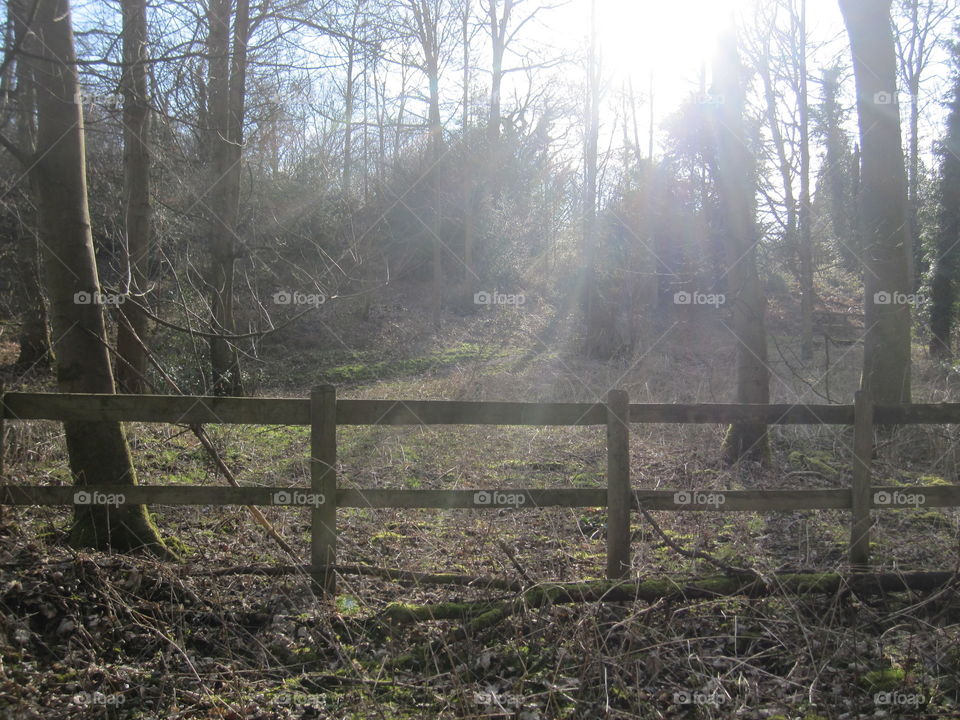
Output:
[{"xmin": 2, "ymin": 386, "xmax": 960, "ymax": 592}]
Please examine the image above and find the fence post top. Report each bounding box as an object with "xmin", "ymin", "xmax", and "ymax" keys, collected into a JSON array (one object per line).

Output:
[{"xmin": 311, "ymin": 385, "xmax": 336, "ymax": 395}]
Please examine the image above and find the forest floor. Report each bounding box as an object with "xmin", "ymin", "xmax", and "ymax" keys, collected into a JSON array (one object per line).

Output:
[{"xmin": 2, "ymin": 280, "xmax": 960, "ymax": 719}]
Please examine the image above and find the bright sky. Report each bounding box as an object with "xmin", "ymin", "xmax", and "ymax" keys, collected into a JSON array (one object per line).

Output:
[{"xmin": 541, "ymin": 0, "xmax": 948, "ymax": 162}]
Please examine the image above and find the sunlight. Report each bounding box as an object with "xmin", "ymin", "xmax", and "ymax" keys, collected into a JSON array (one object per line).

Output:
[{"xmin": 597, "ymin": 0, "xmax": 749, "ymax": 79}]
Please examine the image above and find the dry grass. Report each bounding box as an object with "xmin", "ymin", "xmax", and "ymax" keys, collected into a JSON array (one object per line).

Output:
[{"xmin": 2, "ymin": 298, "xmax": 960, "ymax": 718}]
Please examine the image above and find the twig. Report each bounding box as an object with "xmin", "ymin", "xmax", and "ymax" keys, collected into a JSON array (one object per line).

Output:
[
  {"xmin": 497, "ymin": 539, "xmax": 534, "ymax": 587},
  {"xmin": 633, "ymin": 494, "xmax": 757, "ymax": 577}
]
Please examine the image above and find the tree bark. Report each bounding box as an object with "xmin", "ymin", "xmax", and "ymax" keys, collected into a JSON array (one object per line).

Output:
[
  {"xmin": 580, "ymin": 0, "xmax": 601, "ymax": 355},
  {"xmin": 487, "ymin": 0, "xmax": 509, "ymax": 147},
  {"xmin": 820, "ymin": 67, "xmax": 855, "ymax": 269},
  {"xmin": 929, "ymin": 52, "xmax": 960, "ymax": 359},
  {"xmin": 115, "ymin": 0, "xmax": 152, "ymax": 394},
  {"xmin": 797, "ymin": 0, "xmax": 814, "ymax": 362},
  {"xmin": 840, "ymin": 0, "xmax": 912, "ymax": 404},
  {"xmin": 27, "ymin": 0, "xmax": 169, "ymax": 555},
  {"xmin": 714, "ymin": 29, "xmax": 770, "ymax": 466},
  {"xmin": 205, "ymin": 0, "xmax": 247, "ymax": 396},
  {"xmin": 11, "ymin": 0, "xmax": 51, "ymax": 370}
]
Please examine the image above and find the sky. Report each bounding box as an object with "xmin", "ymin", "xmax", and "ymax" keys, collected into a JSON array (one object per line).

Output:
[{"xmin": 540, "ymin": 0, "xmax": 952, "ymax": 162}]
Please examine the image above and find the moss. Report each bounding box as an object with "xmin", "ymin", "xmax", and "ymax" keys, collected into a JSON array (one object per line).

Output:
[
  {"xmin": 788, "ymin": 450, "xmax": 840, "ymax": 479},
  {"xmin": 918, "ymin": 475, "xmax": 950, "ymax": 486},
  {"xmin": 861, "ymin": 666, "xmax": 906, "ymax": 692},
  {"xmin": 316, "ymin": 343, "xmax": 512, "ymax": 385},
  {"xmin": 371, "ymin": 530, "xmax": 406, "ymax": 543},
  {"xmin": 908, "ymin": 510, "xmax": 954, "ymax": 529}
]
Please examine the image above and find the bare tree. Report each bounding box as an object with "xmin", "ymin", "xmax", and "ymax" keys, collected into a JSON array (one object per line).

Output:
[
  {"xmin": 714, "ymin": 28, "xmax": 771, "ymax": 465},
  {"xmin": 580, "ymin": 0, "xmax": 601, "ymax": 354},
  {"xmin": 840, "ymin": 0, "xmax": 912, "ymax": 404},
  {"xmin": 7, "ymin": 0, "xmax": 51, "ymax": 369},
  {"xmin": 115, "ymin": 0, "xmax": 152, "ymax": 393},
  {"xmin": 21, "ymin": 0, "xmax": 168, "ymax": 553},
  {"xmin": 399, "ymin": 0, "xmax": 461, "ymax": 328},
  {"xmin": 894, "ymin": 0, "xmax": 954, "ymax": 289},
  {"xmin": 929, "ymin": 43, "xmax": 960, "ymax": 358},
  {"xmin": 205, "ymin": 0, "xmax": 251, "ymax": 395}
]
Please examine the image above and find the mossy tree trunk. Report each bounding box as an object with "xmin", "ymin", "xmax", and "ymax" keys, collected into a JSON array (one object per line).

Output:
[{"xmin": 28, "ymin": 0, "xmax": 169, "ymax": 555}]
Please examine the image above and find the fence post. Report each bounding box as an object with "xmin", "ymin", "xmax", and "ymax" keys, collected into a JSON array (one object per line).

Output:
[
  {"xmin": 310, "ymin": 385, "xmax": 337, "ymax": 595},
  {"xmin": 606, "ymin": 389, "xmax": 631, "ymax": 579},
  {"xmin": 849, "ymin": 390, "xmax": 874, "ymax": 571}
]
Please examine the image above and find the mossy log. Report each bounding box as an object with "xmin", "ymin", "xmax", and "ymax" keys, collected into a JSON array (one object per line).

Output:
[{"xmin": 384, "ymin": 571, "xmax": 957, "ymax": 627}]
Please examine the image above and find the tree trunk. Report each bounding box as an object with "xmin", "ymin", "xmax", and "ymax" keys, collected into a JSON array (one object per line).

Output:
[
  {"xmin": 840, "ymin": 0, "xmax": 912, "ymax": 404},
  {"xmin": 929, "ymin": 55, "xmax": 960, "ymax": 359},
  {"xmin": 797, "ymin": 0, "xmax": 814, "ymax": 362},
  {"xmin": 462, "ymin": 0, "xmax": 474, "ymax": 284},
  {"xmin": 581, "ymin": 0, "xmax": 601, "ymax": 355},
  {"xmin": 115, "ymin": 0, "xmax": 151, "ymax": 394},
  {"xmin": 28, "ymin": 0, "xmax": 169, "ymax": 555},
  {"xmin": 205, "ymin": 0, "xmax": 247, "ymax": 396},
  {"xmin": 909, "ymin": 72, "xmax": 922, "ymax": 289},
  {"xmin": 714, "ymin": 29, "xmax": 770, "ymax": 466},
  {"xmin": 488, "ymin": 3, "xmax": 504, "ymax": 147},
  {"xmin": 821, "ymin": 68, "xmax": 854, "ymax": 270},
  {"xmin": 429, "ymin": 60, "xmax": 443, "ymax": 330},
  {"xmin": 11, "ymin": 0, "xmax": 51, "ymax": 370}
]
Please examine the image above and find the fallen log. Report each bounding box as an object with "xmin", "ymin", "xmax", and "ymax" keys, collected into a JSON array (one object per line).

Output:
[
  {"xmin": 383, "ymin": 571, "xmax": 959, "ymax": 626},
  {"xmin": 385, "ymin": 570, "xmax": 959, "ymax": 669}
]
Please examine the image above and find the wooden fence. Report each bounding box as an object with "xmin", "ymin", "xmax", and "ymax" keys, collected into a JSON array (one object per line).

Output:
[{"xmin": 3, "ymin": 386, "xmax": 960, "ymax": 592}]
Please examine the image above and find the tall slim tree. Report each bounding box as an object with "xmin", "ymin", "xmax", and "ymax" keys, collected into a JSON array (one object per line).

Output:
[
  {"xmin": 840, "ymin": 0, "xmax": 912, "ymax": 404},
  {"xmin": 580, "ymin": 0, "xmax": 601, "ymax": 354},
  {"xmin": 714, "ymin": 28, "xmax": 771, "ymax": 465},
  {"xmin": 205, "ymin": 0, "xmax": 249, "ymax": 395},
  {"xmin": 796, "ymin": 0, "xmax": 814, "ymax": 361},
  {"xmin": 115, "ymin": 0, "xmax": 152, "ymax": 393},
  {"xmin": 24, "ymin": 0, "xmax": 168, "ymax": 553},
  {"xmin": 9, "ymin": 0, "xmax": 51, "ymax": 369},
  {"xmin": 894, "ymin": 0, "xmax": 953, "ymax": 290},
  {"xmin": 404, "ymin": 0, "xmax": 457, "ymax": 329},
  {"xmin": 929, "ymin": 40, "xmax": 960, "ymax": 359},
  {"xmin": 816, "ymin": 67, "xmax": 856, "ymax": 269}
]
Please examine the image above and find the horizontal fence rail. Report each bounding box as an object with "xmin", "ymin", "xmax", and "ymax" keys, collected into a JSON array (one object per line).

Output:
[
  {"xmin": 6, "ymin": 392, "xmax": 960, "ymax": 426},
  {"xmin": 3, "ymin": 486, "xmax": 959, "ymax": 510},
  {"xmin": 3, "ymin": 388, "xmax": 960, "ymax": 593}
]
